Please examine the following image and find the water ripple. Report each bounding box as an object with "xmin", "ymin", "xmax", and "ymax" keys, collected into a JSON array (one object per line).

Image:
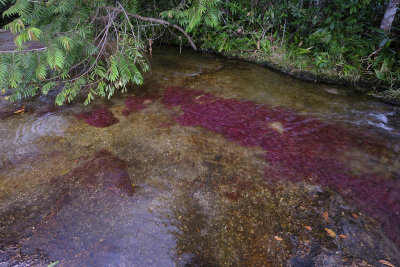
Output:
[{"xmin": 3, "ymin": 113, "xmax": 68, "ymax": 166}]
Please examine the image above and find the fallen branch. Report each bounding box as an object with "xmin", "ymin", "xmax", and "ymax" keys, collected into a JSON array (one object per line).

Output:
[
  {"xmin": 131, "ymin": 14, "xmax": 197, "ymax": 51},
  {"xmin": 106, "ymin": 6, "xmax": 198, "ymax": 51},
  {"xmin": 0, "ymin": 46, "xmax": 47, "ymax": 54}
]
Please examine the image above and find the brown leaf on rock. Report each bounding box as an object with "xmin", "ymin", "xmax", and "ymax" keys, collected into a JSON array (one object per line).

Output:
[
  {"xmin": 323, "ymin": 211, "xmax": 329, "ymax": 222},
  {"xmin": 379, "ymin": 260, "xmax": 396, "ymax": 267},
  {"xmin": 274, "ymin": 236, "xmax": 283, "ymax": 241},
  {"xmin": 352, "ymin": 213, "xmax": 359, "ymax": 219},
  {"xmin": 14, "ymin": 105, "xmax": 25, "ymax": 114},
  {"xmin": 305, "ymin": 226, "xmax": 312, "ymax": 231},
  {"xmin": 339, "ymin": 234, "xmax": 348, "ymax": 239},
  {"xmin": 325, "ymin": 228, "xmax": 336, "ymax": 238}
]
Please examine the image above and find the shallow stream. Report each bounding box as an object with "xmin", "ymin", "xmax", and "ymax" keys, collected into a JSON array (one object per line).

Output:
[{"xmin": 0, "ymin": 47, "xmax": 399, "ymax": 266}]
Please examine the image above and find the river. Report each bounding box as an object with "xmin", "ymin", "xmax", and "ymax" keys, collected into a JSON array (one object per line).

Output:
[{"xmin": 0, "ymin": 47, "xmax": 399, "ymax": 266}]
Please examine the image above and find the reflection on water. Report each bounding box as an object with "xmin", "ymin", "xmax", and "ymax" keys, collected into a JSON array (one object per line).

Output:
[{"xmin": 0, "ymin": 47, "xmax": 399, "ymax": 266}]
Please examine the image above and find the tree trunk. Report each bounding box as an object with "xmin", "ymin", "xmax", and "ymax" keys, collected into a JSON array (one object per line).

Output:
[{"xmin": 380, "ymin": 0, "xmax": 400, "ymax": 33}]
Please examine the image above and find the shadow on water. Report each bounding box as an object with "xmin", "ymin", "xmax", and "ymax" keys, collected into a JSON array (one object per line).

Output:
[{"xmin": 0, "ymin": 46, "xmax": 399, "ymax": 266}]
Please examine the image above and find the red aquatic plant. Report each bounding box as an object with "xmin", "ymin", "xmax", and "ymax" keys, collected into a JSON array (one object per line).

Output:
[
  {"xmin": 73, "ymin": 150, "xmax": 135, "ymax": 195},
  {"xmin": 162, "ymin": 86, "xmax": 400, "ymax": 246},
  {"xmin": 75, "ymin": 107, "xmax": 119, "ymax": 128},
  {"xmin": 122, "ymin": 96, "xmax": 154, "ymax": 116},
  {"xmin": 54, "ymin": 149, "xmax": 135, "ymax": 195}
]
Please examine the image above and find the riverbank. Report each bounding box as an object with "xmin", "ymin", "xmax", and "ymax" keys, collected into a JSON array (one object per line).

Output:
[
  {"xmin": 160, "ymin": 35, "xmax": 400, "ymax": 105},
  {"xmin": 203, "ymin": 47, "xmax": 399, "ymax": 105}
]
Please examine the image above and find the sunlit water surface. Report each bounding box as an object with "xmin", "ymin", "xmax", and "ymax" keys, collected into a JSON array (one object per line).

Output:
[{"xmin": 0, "ymin": 47, "xmax": 399, "ymax": 266}]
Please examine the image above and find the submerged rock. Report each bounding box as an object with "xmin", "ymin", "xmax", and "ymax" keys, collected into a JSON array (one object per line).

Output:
[
  {"xmin": 0, "ymin": 244, "xmax": 50, "ymax": 266},
  {"xmin": 325, "ymin": 88, "xmax": 340, "ymax": 95}
]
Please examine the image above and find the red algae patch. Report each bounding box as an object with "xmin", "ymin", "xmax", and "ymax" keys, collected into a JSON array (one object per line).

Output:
[
  {"xmin": 72, "ymin": 149, "xmax": 135, "ymax": 195},
  {"xmin": 162, "ymin": 86, "xmax": 400, "ymax": 246},
  {"xmin": 55, "ymin": 149, "xmax": 134, "ymax": 195},
  {"xmin": 122, "ymin": 96, "xmax": 154, "ymax": 116},
  {"xmin": 75, "ymin": 107, "xmax": 119, "ymax": 128}
]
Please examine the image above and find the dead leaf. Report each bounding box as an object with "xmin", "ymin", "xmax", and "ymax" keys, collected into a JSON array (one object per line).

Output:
[
  {"xmin": 339, "ymin": 234, "xmax": 348, "ymax": 239},
  {"xmin": 325, "ymin": 228, "xmax": 336, "ymax": 238},
  {"xmin": 379, "ymin": 260, "xmax": 396, "ymax": 267},
  {"xmin": 14, "ymin": 106, "xmax": 25, "ymax": 114},
  {"xmin": 143, "ymin": 99, "xmax": 153, "ymax": 105},
  {"xmin": 148, "ymin": 39, "xmax": 153, "ymax": 56},
  {"xmin": 60, "ymin": 170, "xmax": 69, "ymax": 175},
  {"xmin": 274, "ymin": 236, "xmax": 283, "ymax": 241},
  {"xmin": 305, "ymin": 226, "xmax": 312, "ymax": 231},
  {"xmin": 323, "ymin": 211, "xmax": 329, "ymax": 223},
  {"xmin": 352, "ymin": 213, "xmax": 358, "ymax": 219}
]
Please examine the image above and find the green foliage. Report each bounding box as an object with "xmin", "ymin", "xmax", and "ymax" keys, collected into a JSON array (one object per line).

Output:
[
  {"xmin": 160, "ymin": 0, "xmax": 221, "ymax": 32},
  {"xmin": 174, "ymin": 0, "xmax": 399, "ymax": 100},
  {"xmin": 1, "ymin": 0, "xmax": 149, "ymax": 105},
  {"xmin": 1, "ymin": 0, "xmax": 399, "ymax": 104},
  {"xmin": 47, "ymin": 261, "xmax": 59, "ymax": 267}
]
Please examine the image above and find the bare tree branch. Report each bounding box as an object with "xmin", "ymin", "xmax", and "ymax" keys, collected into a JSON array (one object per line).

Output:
[{"xmin": 106, "ymin": 6, "xmax": 198, "ymax": 51}]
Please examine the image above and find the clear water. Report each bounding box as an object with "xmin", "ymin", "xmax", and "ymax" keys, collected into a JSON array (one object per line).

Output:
[{"xmin": 0, "ymin": 47, "xmax": 399, "ymax": 266}]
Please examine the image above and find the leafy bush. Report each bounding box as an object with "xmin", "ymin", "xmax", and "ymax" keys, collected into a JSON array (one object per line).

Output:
[{"xmin": 175, "ymin": 0, "xmax": 400, "ymax": 100}]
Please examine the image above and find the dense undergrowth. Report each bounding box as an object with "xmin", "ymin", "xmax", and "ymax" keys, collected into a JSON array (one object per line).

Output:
[
  {"xmin": 159, "ymin": 0, "xmax": 400, "ymax": 103},
  {"xmin": 0, "ymin": 0, "xmax": 399, "ymax": 104}
]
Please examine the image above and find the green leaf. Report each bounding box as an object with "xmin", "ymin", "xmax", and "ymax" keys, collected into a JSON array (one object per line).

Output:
[
  {"xmin": 48, "ymin": 261, "xmax": 60, "ymax": 267},
  {"xmin": 109, "ymin": 56, "xmax": 119, "ymax": 82},
  {"xmin": 47, "ymin": 46, "xmax": 65, "ymax": 70},
  {"xmin": 379, "ymin": 38, "xmax": 391, "ymax": 48},
  {"xmin": 41, "ymin": 82, "xmax": 56, "ymax": 95},
  {"xmin": 374, "ymin": 69, "xmax": 385, "ymax": 80},
  {"xmin": 27, "ymin": 27, "xmax": 42, "ymax": 41},
  {"xmin": 36, "ymin": 62, "xmax": 47, "ymax": 80},
  {"xmin": 59, "ymin": 36, "xmax": 73, "ymax": 51}
]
